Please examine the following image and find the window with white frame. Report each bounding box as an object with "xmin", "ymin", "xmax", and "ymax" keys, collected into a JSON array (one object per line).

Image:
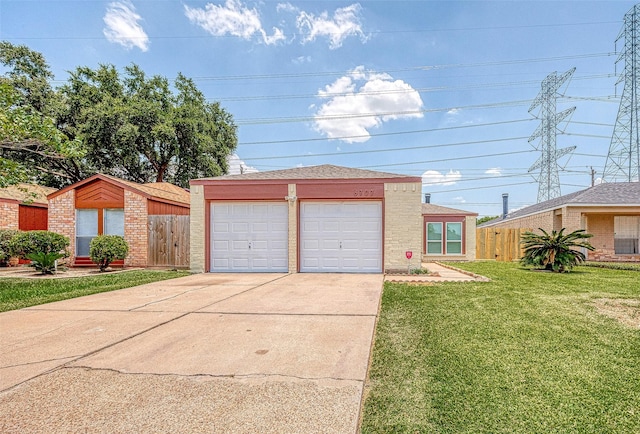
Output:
[
  {"xmin": 427, "ymin": 222, "xmax": 443, "ymax": 254},
  {"xmin": 76, "ymin": 209, "xmax": 98, "ymax": 257},
  {"xmin": 614, "ymin": 216, "xmax": 639, "ymax": 254},
  {"xmin": 446, "ymin": 222, "xmax": 462, "ymax": 254},
  {"xmin": 75, "ymin": 208, "xmax": 124, "ymax": 257}
]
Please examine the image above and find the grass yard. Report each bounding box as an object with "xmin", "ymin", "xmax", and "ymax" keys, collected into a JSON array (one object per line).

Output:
[
  {"xmin": 0, "ymin": 270, "xmax": 190, "ymax": 312},
  {"xmin": 362, "ymin": 262, "xmax": 640, "ymax": 433}
]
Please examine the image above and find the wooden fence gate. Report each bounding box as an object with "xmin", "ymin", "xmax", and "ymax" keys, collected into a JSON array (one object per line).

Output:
[
  {"xmin": 476, "ymin": 228, "xmax": 531, "ymax": 261},
  {"xmin": 148, "ymin": 215, "xmax": 190, "ymax": 268}
]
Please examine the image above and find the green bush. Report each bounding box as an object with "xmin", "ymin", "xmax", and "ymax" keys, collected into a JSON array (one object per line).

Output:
[
  {"xmin": 520, "ymin": 228, "xmax": 595, "ymax": 273},
  {"xmin": 0, "ymin": 229, "xmax": 20, "ymax": 265},
  {"xmin": 89, "ymin": 235, "xmax": 129, "ymax": 272},
  {"xmin": 26, "ymin": 252, "xmax": 65, "ymax": 275},
  {"xmin": 8, "ymin": 230, "xmax": 69, "ymax": 259}
]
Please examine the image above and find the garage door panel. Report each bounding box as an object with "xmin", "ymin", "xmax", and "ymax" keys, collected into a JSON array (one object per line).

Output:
[
  {"xmin": 272, "ymin": 221, "xmax": 288, "ymax": 232},
  {"xmin": 300, "ymin": 201, "xmax": 381, "ymax": 273},
  {"xmin": 271, "ymin": 240, "xmax": 288, "ymax": 250},
  {"xmin": 213, "ymin": 222, "xmax": 229, "ymax": 233},
  {"xmin": 211, "ymin": 202, "xmax": 288, "ymax": 272}
]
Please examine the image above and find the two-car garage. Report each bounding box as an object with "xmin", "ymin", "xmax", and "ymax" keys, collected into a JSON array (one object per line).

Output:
[
  {"xmin": 210, "ymin": 201, "xmax": 382, "ymax": 273},
  {"xmin": 190, "ymin": 165, "xmax": 422, "ymax": 274}
]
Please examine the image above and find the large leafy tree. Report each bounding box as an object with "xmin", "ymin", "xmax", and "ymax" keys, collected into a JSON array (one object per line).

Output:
[
  {"xmin": 58, "ymin": 64, "xmax": 237, "ymax": 188},
  {"xmin": 0, "ymin": 42, "xmax": 84, "ymax": 187},
  {"xmin": 2, "ymin": 42, "xmax": 237, "ymax": 188},
  {"xmin": 520, "ymin": 228, "xmax": 595, "ymax": 273}
]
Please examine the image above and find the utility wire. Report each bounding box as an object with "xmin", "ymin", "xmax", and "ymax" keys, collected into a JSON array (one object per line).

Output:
[{"xmin": 242, "ymin": 138, "xmax": 532, "ymax": 161}]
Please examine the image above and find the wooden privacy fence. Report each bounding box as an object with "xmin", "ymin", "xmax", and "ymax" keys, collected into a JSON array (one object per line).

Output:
[
  {"xmin": 476, "ymin": 228, "xmax": 531, "ymax": 261},
  {"xmin": 148, "ymin": 215, "xmax": 190, "ymax": 268}
]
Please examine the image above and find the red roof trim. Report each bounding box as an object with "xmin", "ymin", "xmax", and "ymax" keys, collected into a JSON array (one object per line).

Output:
[{"xmin": 191, "ymin": 177, "xmax": 421, "ymax": 186}]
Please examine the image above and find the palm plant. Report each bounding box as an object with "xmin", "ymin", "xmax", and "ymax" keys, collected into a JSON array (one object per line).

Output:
[{"xmin": 520, "ymin": 228, "xmax": 595, "ymax": 273}]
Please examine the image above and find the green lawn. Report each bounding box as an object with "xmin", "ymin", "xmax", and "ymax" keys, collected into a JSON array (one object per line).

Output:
[
  {"xmin": 362, "ymin": 262, "xmax": 640, "ymax": 433},
  {"xmin": 0, "ymin": 270, "xmax": 190, "ymax": 312}
]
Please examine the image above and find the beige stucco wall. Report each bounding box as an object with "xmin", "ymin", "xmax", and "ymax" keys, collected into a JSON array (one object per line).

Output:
[
  {"xmin": 0, "ymin": 202, "xmax": 19, "ymax": 230},
  {"xmin": 383, "ymin": 182, "xmax": 422, "ymax": 271},
  {"xmin": 48, "ymin": 190, "xmax": 75, "ymax": 263},
  {"xmin": 189, "ymin": 185, "xmax": 205, "ymax": 273}
]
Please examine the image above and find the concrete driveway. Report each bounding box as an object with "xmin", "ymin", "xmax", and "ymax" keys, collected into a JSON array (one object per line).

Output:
[{"xmin": 0, "ymin": 273, "xmax": 383, "ymax": 433}]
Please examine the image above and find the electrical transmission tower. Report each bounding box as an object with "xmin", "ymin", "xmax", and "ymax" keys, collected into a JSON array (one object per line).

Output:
[
  {"xmin": 528, "ymin": 68, "xmax": 577, "ymax": 203},
  {"xmin": 603, "ymin": 4, "xmax": 640, "ymax": 183}
]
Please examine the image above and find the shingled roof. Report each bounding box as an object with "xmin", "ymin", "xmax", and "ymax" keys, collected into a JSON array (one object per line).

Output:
[
  {"xmin": 192, "ymin": 164, "xmax": 419, "ymax": 183},
  {"xmin": 481, "ymin": 182, "xmax": 640, "ymax": 227},
  {"xmin": 0, "ymin": 183, "xmax": 56, "ymax": 205},
  {"xmin": 48, "ymin": 174, "xmax": 190, "ymax": 206},
  {"xmin": 422, "ymin": 203, "xmax": 478, "ymax": 216}
]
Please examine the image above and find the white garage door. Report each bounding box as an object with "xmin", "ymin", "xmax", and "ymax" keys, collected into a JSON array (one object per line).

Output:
[
  {"xmin": 300, "ymin": 201, "xmax": 382, "ymax": 273},
  {"xmin": 210, "ymin": 202, "xmax": 288, "ymax": 272}
]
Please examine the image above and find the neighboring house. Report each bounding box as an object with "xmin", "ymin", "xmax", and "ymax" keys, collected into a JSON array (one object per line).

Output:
[
  {"xmin": 479, "ymin": 182, "xmax": 640, "ymax": 262},
  {"xmin": 422, "ymin": 204, "xmax": 478, "ymax": 261},
  {"xmin": 47, "ymin": 174, "xmax": 190, "ymax": 268},
  {"xmin": 0, "ymin": 183, "xmax": 55, "ymax": 231},
  {"xmin": 190, "ymin": 165, "xmax": 422, "ymax": 273}
]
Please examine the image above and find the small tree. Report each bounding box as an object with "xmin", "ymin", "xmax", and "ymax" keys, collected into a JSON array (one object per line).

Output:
[
  {"xmin": 520, "ymin": 228, "xmax": 595, "ymax": 273},
  {"xmin": 89, "ymin": 235, "xmax": 129, "ymax": 271}
]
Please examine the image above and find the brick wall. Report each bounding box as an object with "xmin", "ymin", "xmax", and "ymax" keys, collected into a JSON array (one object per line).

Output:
[
  {"xmin": 189, "ymin": 185, "xmax": 205, "ymax": 273},
  {"xmin": 586, "ymin": 214, "xmax": 614, "ymax": 253},
  {"xmin": 287, "ymin": 184, "xmax": 297, "ymax": 273},
  {"xmin": 48, "ymin": 190, "xmax": 75, "ymax": 263},
  {"xmin": 383, "ymin": 182, "xmax": 422, "ymax": 271},
  {"xmin": 124, "ymin": 190, "xmax": 148, "ymax": 267},
  {"xmin": 488, "ymin": 210, "xmax": 555, "ymax": 232},
  {"xmin": 0, "ymin": 202, "xmax": 19, "ymax": 230}
]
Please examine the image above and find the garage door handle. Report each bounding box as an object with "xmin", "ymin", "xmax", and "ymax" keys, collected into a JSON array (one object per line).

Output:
[
  {"xmin": 339, "ymin": 241, "xmax": 342, "ymax": 249},
  {"xmin": 248, "ymin": 241, "xmax": 252, "ymax": 249}
]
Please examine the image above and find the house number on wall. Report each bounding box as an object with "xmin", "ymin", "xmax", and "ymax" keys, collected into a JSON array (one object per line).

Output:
[{"xmin": 354, "ymin": 189, "xmax": 375, "ymax": 197}]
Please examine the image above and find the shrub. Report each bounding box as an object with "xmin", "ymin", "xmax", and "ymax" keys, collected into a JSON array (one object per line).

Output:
[
  {"xmin": 0, "ymin": 229, "xmax": 20, "ymax": 265},
  {"xmin": 8, "ymin": 230, "xmax": 69, "ymax": 259},
  {"xmin": 89, "ymin": 235, "xmax": 129, "ymax": 271},
  {"xmin": 27, "ymin": 252, "xmax": 65, "ymax": 275},
  {"xmin": 520, "ymin": 228, "xmax": 595, "ymax": 273}
]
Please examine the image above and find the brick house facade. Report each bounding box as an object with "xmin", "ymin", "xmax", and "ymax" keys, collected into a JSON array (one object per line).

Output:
[
  {"xmin": 480, "ymin": 182, "xmax": 640, "ymax": 262},
  {"xmin": 0, "ymin": 184, "xmax": 54, "ymax": 231},
  {"xmin": 48, "ymin": 174, "xmax": 190, "ymax": 268}
]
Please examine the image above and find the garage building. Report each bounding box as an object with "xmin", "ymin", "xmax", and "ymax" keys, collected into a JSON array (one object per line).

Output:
[{"xmin": 190, "ymin": 165, "xmax": 422, "ymax": 273}]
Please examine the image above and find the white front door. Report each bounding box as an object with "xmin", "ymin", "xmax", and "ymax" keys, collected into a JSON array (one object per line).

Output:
[
  {"xmin": 300, "ymin": 201, "xmax": 382, "ymax": 273},
  {"xmin": 210, "ymin": 202, "xmax": 288, "ymax": 272}
]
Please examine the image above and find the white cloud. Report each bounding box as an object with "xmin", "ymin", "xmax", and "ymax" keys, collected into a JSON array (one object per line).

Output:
[
  {"xmin": 452, "ymin": 196, "xmax": 467, "ymax": 203},
  {"xmin": 314, "ymin": 66, "xmax": 424, "ymax": 143},
  {"xmin": 296, "ymin": 3, "xmax": 366, "ymax": 49},
  {"xmin": 447, "ymin": 108, "xmax": 460, "ymax": 116},
  {"xmin": 292, "ymin": 55, "xmax": 312, "ymax": 64},
  {"xmin": 103, "ymin": 1, "xmax": 149, "ymax": 51},
  {"xmin": 184, "ymin": 0, "xmax": 285, "ymax": 45},
  {"xmin": 227, "ymin": 153, "xmax": 259, "ymax": 175},
  {"xmin": 485, "ymin": 167, "xmax": 502, "ymax": 176},
  {"xmin": 422, "ymin": 170, "xmax": 462, "ymax": 186}
]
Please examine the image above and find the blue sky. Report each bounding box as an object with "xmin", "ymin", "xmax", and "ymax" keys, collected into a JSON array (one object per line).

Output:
[{"xmin": 1, "ymin": 0, "xmax": 637, "ymax": 217}]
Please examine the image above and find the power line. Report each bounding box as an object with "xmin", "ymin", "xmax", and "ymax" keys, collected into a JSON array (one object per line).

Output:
[
  {"xmin": 238, "ymin": 118, "xmax": 534, "ymax": 145},
  {"xmin": 242, "ymin": 139, "xmax": 532, "ymax": 161}
]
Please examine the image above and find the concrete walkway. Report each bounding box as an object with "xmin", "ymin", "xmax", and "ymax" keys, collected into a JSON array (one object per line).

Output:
[
  {"xmin": 0, "ymin": 273, "xmax": 383, "ymax": 433},
  {"xmin": 385, "ymin": 262, "xmax": 490, "ymax": 283}
]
